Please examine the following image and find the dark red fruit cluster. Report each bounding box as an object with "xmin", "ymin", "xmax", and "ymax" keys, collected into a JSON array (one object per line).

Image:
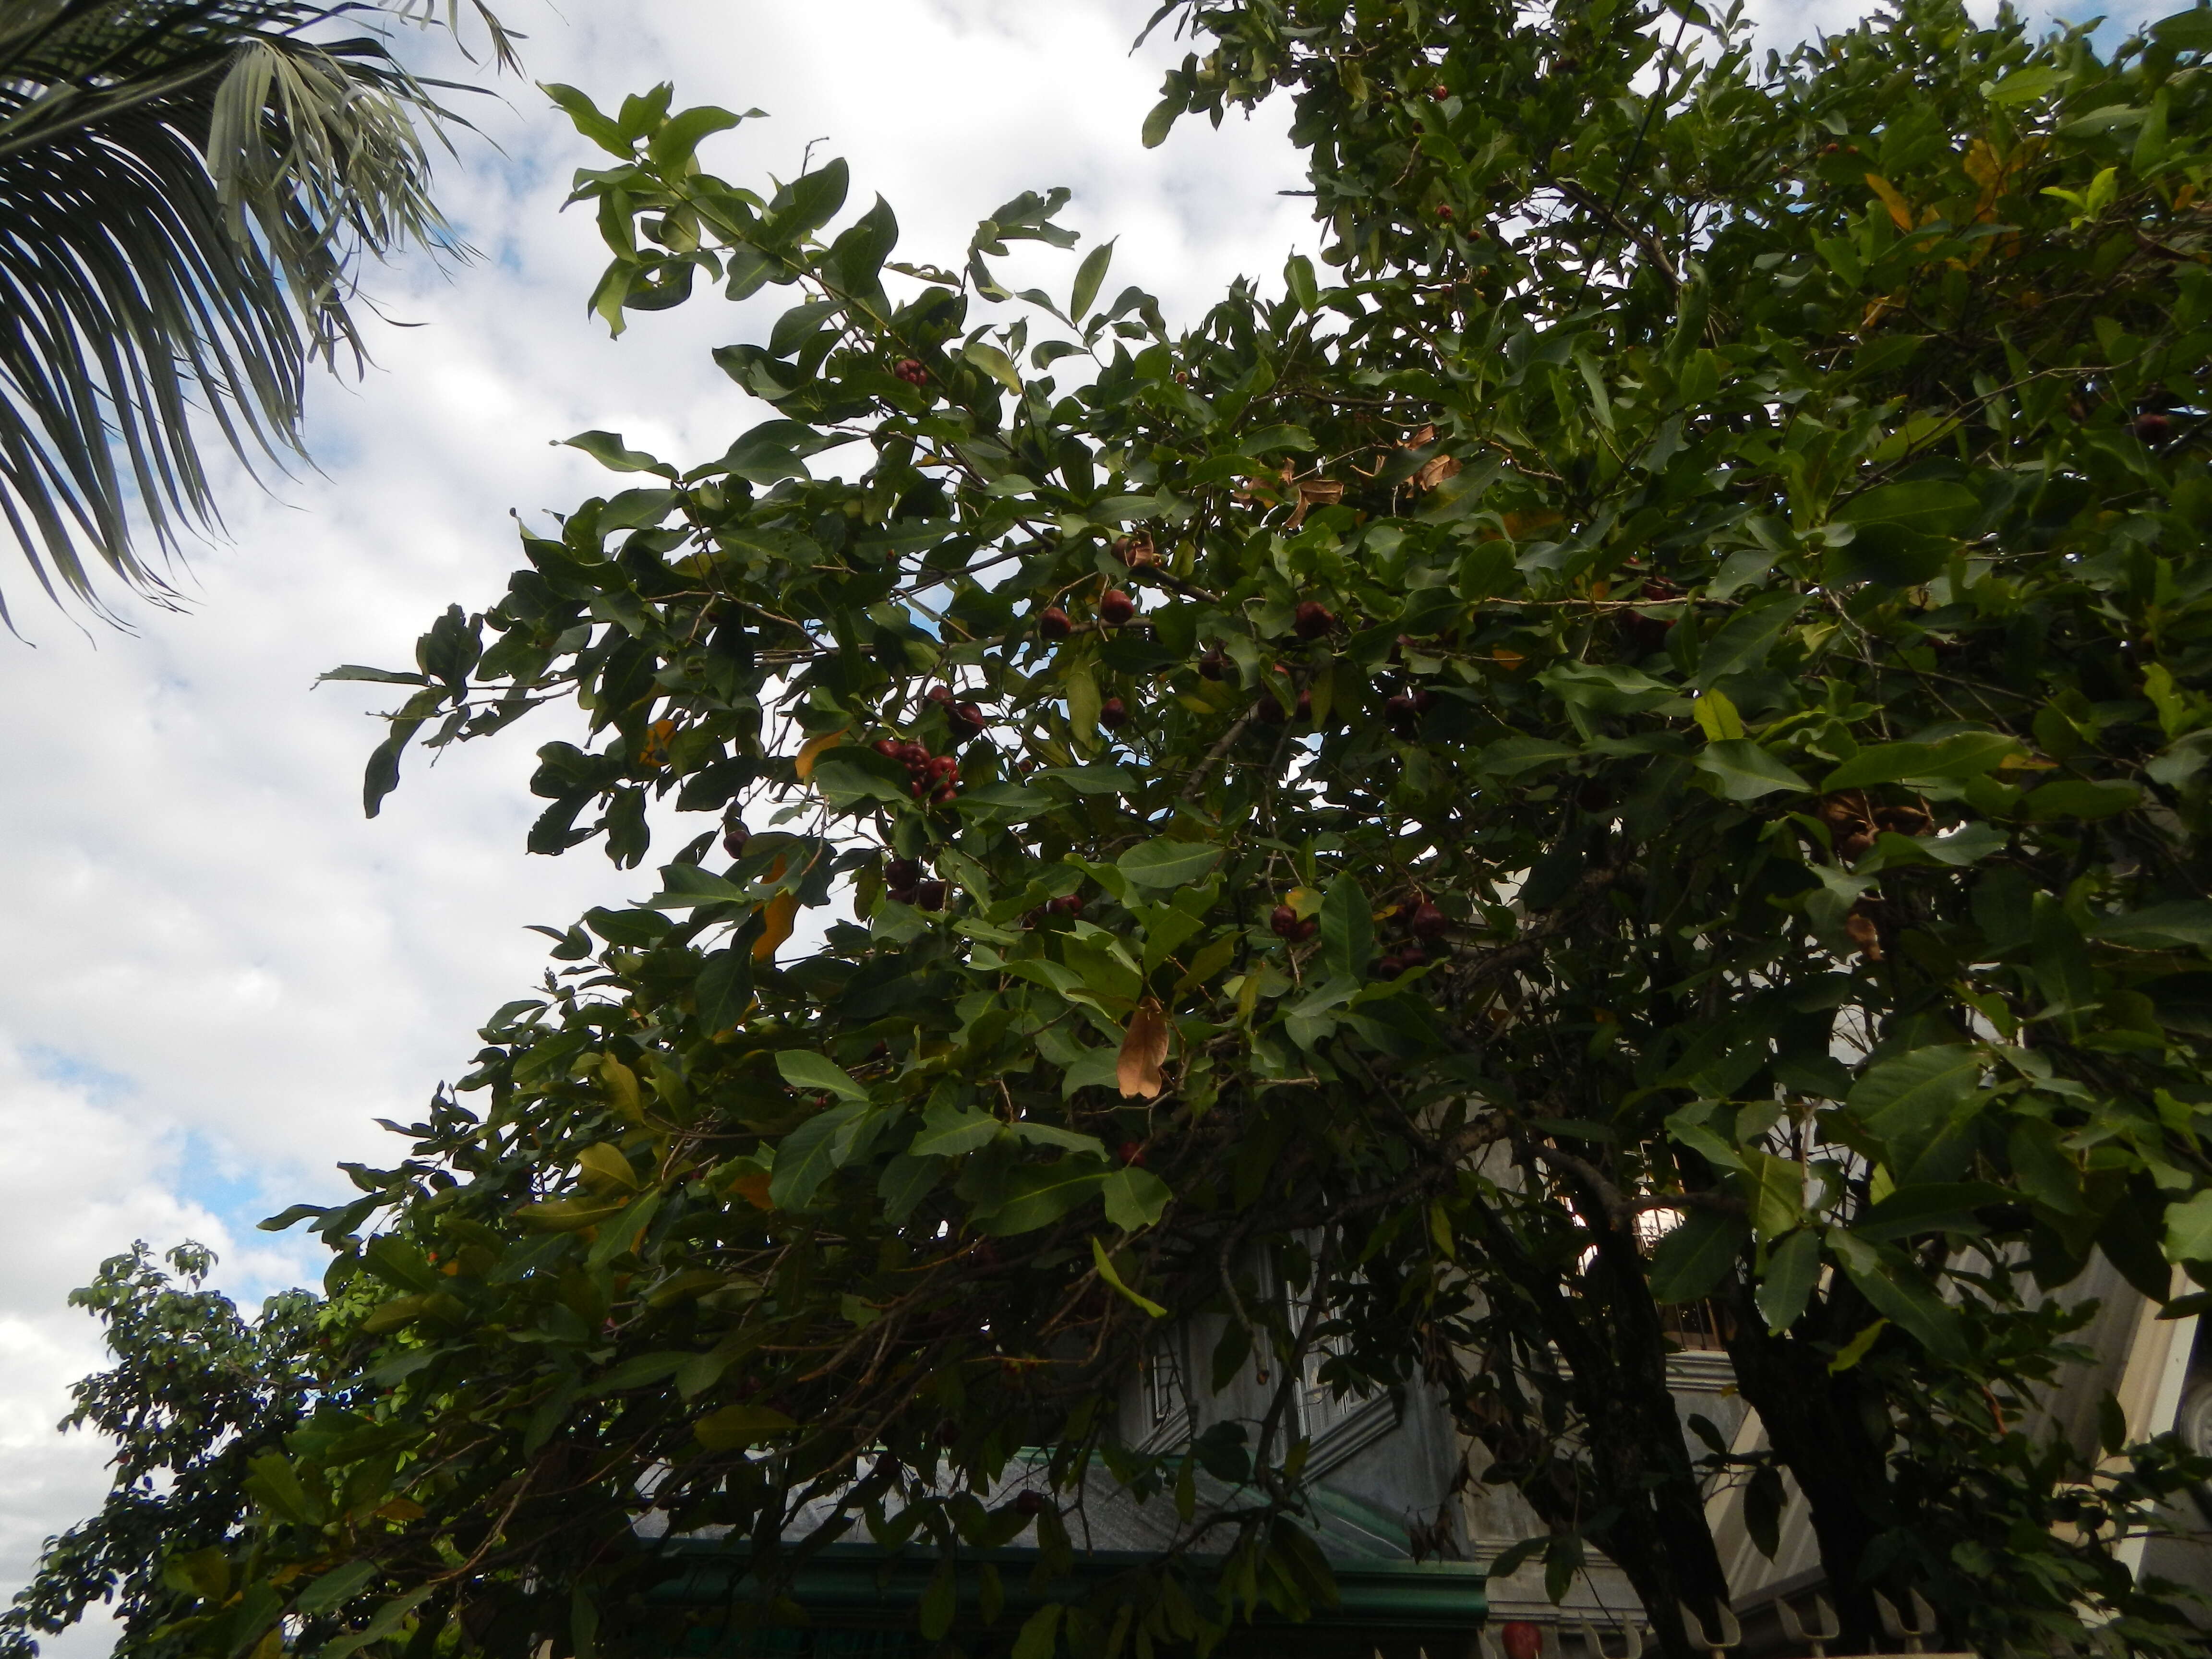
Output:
[
  {"xmin": 1099, "ymin": 589, "xmax": 1136, "ymax": 626},
  {"xmin": 1022, "ymin": 891, "xmax": 1085, "ymax": 928},
  {"xmin": 926, "ymin": 684, "xmax": 986, "ymax": 739},
  {"xmin": 873, "ymin": 737, "xmax": 962, "ymax": 804},
  {"xmin": 1294, "ymin": 599, "xmax": 1336, "ymax": 639},
  {"xmin": 883, "ymin": 858, "xmax": 948, "ymax": 912},
  {"xmin": 1270, "ymin": 903, "xmax": 1320, "ymax": 944},
  {"xmin": 1038, "ymin": 606, "xmax": 1072, "ymax": 640},
  {"xmin": 1099, "ymin": 696, "xmax": 1129, "ymax": 730},
  {"xmin": 893, "ymin": 358, "xmax": 929, "ymax": 385},
  {"xmin": 1377, "ymin": 894, "xmax": 1448, "ymax": 978},
  {"xmin": 721, "ymin": 818, "xmax": 750, "ymax": 860},
  {"xmin": 1383, "ymin": 685, "xmax": 1436, "ymax": 736}
]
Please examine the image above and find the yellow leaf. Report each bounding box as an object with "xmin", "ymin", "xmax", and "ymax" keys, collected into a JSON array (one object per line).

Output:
[
  {"xmin": 729, "ymin": 1170, "xmax": 774, "ymax": 1211},
  {"xmin": 1864, "ymin": 172, "xmax": 1914, "ymax": 233},
  {"xmin": 601, "ymin": 1054, "xmax": 643, "ymax": 1122},
  {"xmin": 577, "ymin": 1142, "xmax": 641, "ymax": 1193},
  {"xmin": 1117, "ymin": 997, "xmax": 1170, "ymax": 1099},
  {"xmin": 1693, "ymin": 690, "xmax": 1746, "ymax": 742},
  {"xmin": 753, "ymin": 890, "xmax": 799, "ymax": 961},
  {"xmin": 794, "ymin": 728, "xmax": 846, "ymax": 781}
]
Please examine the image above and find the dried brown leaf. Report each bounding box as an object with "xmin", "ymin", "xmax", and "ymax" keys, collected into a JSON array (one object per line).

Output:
[{"xmin": 1117, "ymin": 997, "xmax": 1170, "ymax": 1099}]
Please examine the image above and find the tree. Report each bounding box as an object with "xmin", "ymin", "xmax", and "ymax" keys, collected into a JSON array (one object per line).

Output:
[
  {"xmin": 0, "ymin": 0, "xmax": 514, "ymax": 626},
  {"xmin": 14, "ymin": 0, "xmax": 2212, "ymax": 1655}
]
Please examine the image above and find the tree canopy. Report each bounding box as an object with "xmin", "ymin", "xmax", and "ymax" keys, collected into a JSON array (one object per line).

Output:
[{"xmin": 14, "ymin": 0, "xmax": 2212, "ymax": 1657}]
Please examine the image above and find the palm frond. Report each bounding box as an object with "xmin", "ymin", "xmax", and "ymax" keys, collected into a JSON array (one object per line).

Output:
[{"xmin": 0, "ymin": 0, "xmax": 510, "ymax": 626}]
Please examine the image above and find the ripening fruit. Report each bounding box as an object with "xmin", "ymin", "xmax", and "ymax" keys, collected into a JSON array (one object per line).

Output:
[
  {"xmin": 928, "ymin": 755, "xmax": 959, "ymax": 779},
  {"xmin": 951, "ymin": 701, "xmax": 985, "ymax": 737},
  {"xmin": 914, "ymin": 880, "xmax": 948, "ymax": 912},
  {"xmin": 1294, "ymin": 600, "xmax": 1336, "ymax": 639},
  {"xmin": 1099, "ymin": 589, "xmax": 1136, "ymax": 626},
  {"xmin": 885, "ymin": 859, "xmax": 921, "ymax": 890},
  {"xmin": 2137, "ymin": 411, "xmax": 2173, "ymax": 442},
  {"xmin": 1500, "ymin": 1624, "xmax": 1544, "ymax": 1659},
  {"xmin": 1294, "ymin": 688, "xmax": 1312, "ymax": 723},
  {"xmin": 1435, "ymin": 203, "xmax": 1455, "ymax": 221},
  {"xmin": 1198, "ymin": 647, "xmax": 1228, "ymax": 681},
  {"xmin": 1377, "ymin": 954, "xmax": 1404, "ymax": 978},
  {"xmin": 1408, "ymin": 901, "xmax": 1447, "ymax": 940},
  {"xmin": 1398, "ymin": 947, "xmax": 1425, "ymax": 970},
  {"xmin": 893, "ymin": 357, "xmax": 929, "ymax": 385},
  {"xmin": 1052, "ymin": 892, "xmax": 1084, "ymax": 917},
  {"xmin": 722, "ymin": 823, "xmax": 750, "ymax": 860},
  {"xmin": 1431, "ymin": 83, "xmax": 1450, "ymax": 99},
  {"xmin": 872, "ymin": 737, "xmax": 901, "ymax": 758},
  {"xmin": 1295, "ymin": 917, "xmax": 1319, "ymax": 942},
  {"xmin": 1099, "ymin": 697, "xmax": 1128, "ymax": 729},
  {"xmin": 1271, "ymin": 904, "xmax": 1300, "ymax": 938},
  {"xmin": 1038, "ymin": 606, "xmax": 1072, "ymax": 639},
  {"xmin": 1118, "ymin": 1140, "xmax": 1146, "ymax": 1166},
  {"xmin": 1013, "ymin": 1490, "xmax": 1048, "ymax": 1518}
]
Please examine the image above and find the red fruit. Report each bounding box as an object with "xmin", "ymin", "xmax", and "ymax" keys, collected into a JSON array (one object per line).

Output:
[
  {"xmin": 1038, "ymin": 606, "xmax": 1072, "ymax": 640},
  {"xmin": 1099, "ymin": 589, "xmax": 1136, "ymax": 626},
  {"xmin": 873, "ymin": 737, "xmax": 900, "ymax": 757},
  {"xmin": 722, "ymin": 823, "xmax": 750, "ymax": 860},
  {"xmin": 1198, "ymin": 648, "xmax": 1228, "ymax": 681},
  {"xmin": 1271, "ymin": 904, "xmax": 1300, "ymax": 938},
  {"xmin": 2136, "ymin": 411, "xmax": 2173, "ymax": 442},
  {"xmin": 1294, "ymin": 600, "xmax": 1336, "ymax": 639},
  {"xmin": 1397, "ymin": 947, "xmax": 1425, "ymax": 970},
  {"xmin": 1052, "ymin": 892, "xmax": 1084, "ymax": 917},
  {"xmin": 885, "ymin": 859, "xmax": 921, "ymax": 889},
  {"xmin": 1295, "ymin": 688, "xmax": 1312, "ymax": 722},
  {"xmin": 926, "ymin": 685, "xmax": 954, "ymax": 705},
  {"xmin": 1431, "ymin": 83, "xmax": 1450, "ymax": 99},
  {"xmin": 1500, "ymin": 1623, "xmax": 1544, "ymax": 1659},
  {"xmin": 1435, "ymin": 203, "xmax": 1455, "ymax": 221},
  {"xmin": 1377, "ymin": 954, "xmax": 1404, "ymax": 978},
  {"xmin": 1295, "ymin": 918, "xmax": 1320, "ymax": 942},
  {"xmin": 934, "ymin": 783, "xmax": 958, "ymax": 804},
  {"xmin": 1408, "ymin": 901, "xmax": 1447, "ymax": 940},
  {"xmin": 952, "ymin": 701, "xmax": 985, "ymax": 735},
  {"xmin": 1013, "ymin": 1490, "xmax": 1049, "ymax": 1518},
  {"xmin": 910, "ymin": 779, "xmax": 930, "ymax": 798},
  {"xmin": 1412, "ymin": 687, "xmax": 1436, "ymax": 713},
  {"xmin": 928, "ymin": 755, "xmax": 959, "ymax": 779},
  {"xmin": 1118, "ymin": 1140, "xmax": 1146, "ymax": 1166},
  {"xmin": 1099, "ymin": 697, "xmax": 1129, "ymax": 729},
  {"xmin": 899, "ymin": 741, "xmax": 930, "ymax": 768},
  {"xmin": 914, "ymin": 880, "xmax": 948, "ymax": 911},
  {"xmin": 894, "ymin": 357, "xmax": 929, "ymax": 385}
]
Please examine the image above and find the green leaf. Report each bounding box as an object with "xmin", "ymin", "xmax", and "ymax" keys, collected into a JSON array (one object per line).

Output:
[
  {"xmin": 774, "ymin": 1050, "xmax": 870, "ymax": 1102},
  {"xmin": 1091, "ymin": 1235, "xmax": 1167, "ymax": 1316},
  {"xmin": 1141, "ymin": 93, "xmax": 1183, "ymax": 148},
  {"xmin": 648, "ymin": 105, "xmax": 743, "ymax": 169},
  {"xmin": 1285, "ymin": 253, "xmax": 1319, "ymax": 313},
  {"xmin": 1694, "ymin": 739, "xmax": 1810, "ymax": 800},
  {"xmin": 977, "ymin": 1164, "xmax": 1109, "ymax": 1235},
  {"xmin": 694, "ymin": 1403, "xmax": 797, "ymax": 1450},
  {"xmin": 963, "ymin": 339, "xmax": 1024, "ymax": 394},
  {"xmin": 1830, "ymin": 1237, "xmax": 1967, "ymax": 1363},
  {"xmin": 1756, "ymin": 1230, "xmax": 1822, "ymax": 1334},
  {"xmin": 1321, "ymin": 872, "xmax": 1374, "ymax": 982},
  {"xmin": 1012, "ymin": 1604, "xmax": 1064, "ymax": 1659},
  {"xmin": 1693, "ymin": 689, "xmax": 1745, "ymax": 741},
  {"xmin": 910, "ymin": 1102, "xmax": 1003, "ymax": 1158},
  {"xmin": 1827, "ymin": 1318, "xmax": 1888, "ymax": 1372},
  {"xmin": 1648, "ymin": 1208, "xmax": 1749, "ymax": 1303},
  {"xmin": 1821, "ymin": 732, "xmax": 2020, "ymax": 790},
  {"xmin": 2090, "ymin": 902, "xmax": 2212, "ymax": 949},
  {"xmin": 1070, "ymin": 240, "xmax": 1115, "ymax": 320},
  {"xmin": 1847, "ymin": 1047, "xmax": 1981, "ymax": 1169},
  {"xmin": 768, "ymin": 1101, "xmax": 866, "ymax": 1209},
  {"xmin": 2019, "ymin": 780, "xmax": 2141, "ymax": 821},
  {"xmin": 2165, "ymin": 1190, "xmax": 2212, "ymax": 1265},
  {"xmin": 1102, "ymin": 1165, "xmax": 1172, "ymax": 1231},
  {"xmin": 1118, "ymin": 839, "xmax": 1222, "ymax": 888},
  {"xmin": 565, "ymin": 430, "xmax": 676, "ymax": 478},
  {"xmin": 293, "ymin": 1560, "xmax": 378, "ymax": 1616},
  {"xmin": 1478, "ymin": 735, "xmax": 1582, "ymax": 775},
  {"xmin": 1695, "ymin": 590, "xmax": 1803, "ymax": 688}
]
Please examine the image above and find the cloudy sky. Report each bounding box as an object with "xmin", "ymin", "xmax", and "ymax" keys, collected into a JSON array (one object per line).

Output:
[{"xmin": 0, "ymin": 0, "xmax": 2118, "ymax": 1646}]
